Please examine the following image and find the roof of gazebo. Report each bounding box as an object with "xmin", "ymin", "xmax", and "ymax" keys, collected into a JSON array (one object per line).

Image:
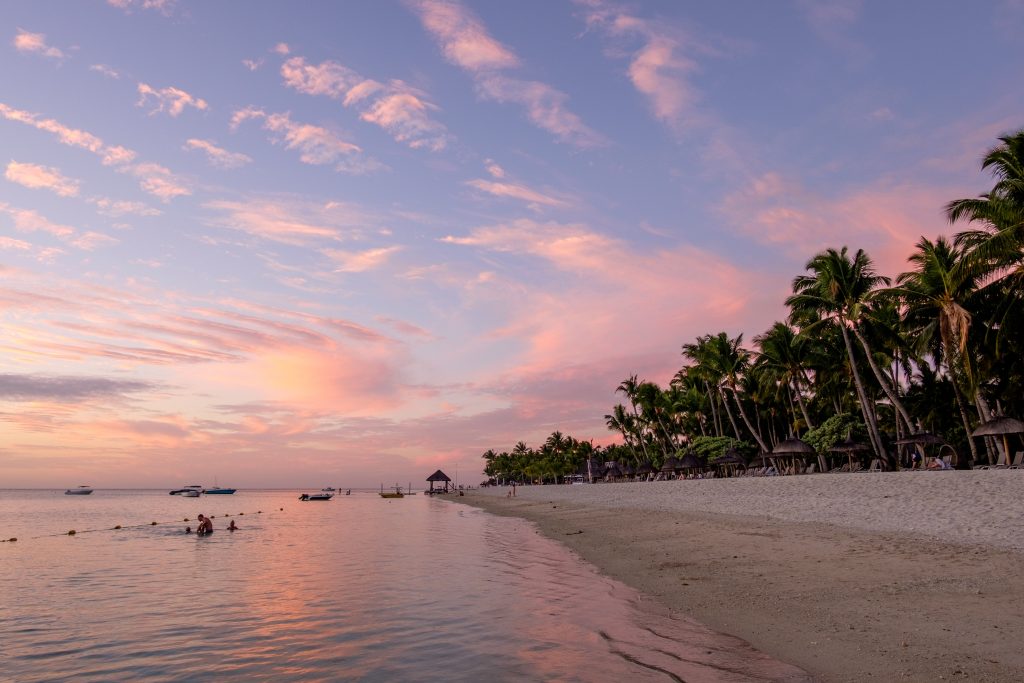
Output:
[{"xmin": 426, "ymin": 469, "xmax": 451, "ymax": 482}]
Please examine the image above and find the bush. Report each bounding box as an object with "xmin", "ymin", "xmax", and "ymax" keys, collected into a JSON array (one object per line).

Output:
[
  {"xmin": 802, "ymin": 413, "xmax": 867, "ymax": 455},
  {"xmin": 689, "ymin": 436, "xmax": 755, "ymax": 461}
]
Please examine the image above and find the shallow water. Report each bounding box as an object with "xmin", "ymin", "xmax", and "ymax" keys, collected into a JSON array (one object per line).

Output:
[{"xmin": 1, "ymin": 490, "xmax": 811, "ymax": 681}]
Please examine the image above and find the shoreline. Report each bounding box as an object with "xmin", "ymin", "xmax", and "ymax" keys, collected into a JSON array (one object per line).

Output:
[{"xmin": 453, "ymin": 471, "xmax": 1024, "ymax": 682}]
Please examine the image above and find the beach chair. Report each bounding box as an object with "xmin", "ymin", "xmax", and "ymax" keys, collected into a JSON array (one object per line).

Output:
[{"xmin": 867, "ymin": 458, "xmax": 882, "ymax": 472}]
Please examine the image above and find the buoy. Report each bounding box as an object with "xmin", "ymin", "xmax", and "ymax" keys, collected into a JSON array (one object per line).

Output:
[
  {"xmin": 114, "ymin": 525, "xmax": 122, "ymax": 530},
  {"xmin": 68, "ymin": 530, "xmax": 76, "ymax": 535},
  {"xmin": 183, "ymin": 518, "xmax": 189, "ymax": 522},
  {"xmin": 257, "ymin": 510, "xmax": 262, "ymax": 514},
  {"xmin": 7, "ymin": 538, "xmax": 15, "ymax": 542},
  {"xmin": 151, "ymin": 521, "xmax": 157, "ymax": 525},
  {"xmin": 279, "ymin": 507, "xmax": 284, "ymax": 511},
  {"xmin": 239, "ymin": 512, "xmax": 244, "ymax": 515}
]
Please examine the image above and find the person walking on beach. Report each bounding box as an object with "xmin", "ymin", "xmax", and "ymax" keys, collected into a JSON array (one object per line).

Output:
[{"xmin": 196, "ymin": 514, "xmax": 213, "ymax": 535}]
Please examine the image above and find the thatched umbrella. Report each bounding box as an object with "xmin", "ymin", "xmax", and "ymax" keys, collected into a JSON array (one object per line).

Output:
[
  {"xmin": 604, "ymin": 461, "xmax": 623, "ymax": 481},
  {"xmin": 677, "ymin": 452, "xmax": 702, "ymax": 471},
  {"xmin": 621, "ymin": 463, "xmax": 636, "ymax": 479},
  {"xmin": 660, "ymin": 455, "xmax": 680, "ymax": 477},
  {"xmin": 747, "ymin": 453, "xmax": 772, "ymax": 471},
  {"xmin": 829, "ymin": 433, "xmax": 871, "ymax": 471},
  {"xmin": 772, "ymin": 435, "xmax": 815, "ymax": 473},
  {"xmin": 715, "ymin": 447, "xmax": 747, "ymax": 476},
  {"xmin": 636, "ymin": 461, "xmax": 654, "ymax": 476},
  {"xmin": 972, "ymin": 416, "xmax": 1024, "ymax": 466},
  {"xmin": 893, "ymin": 431, "xmax": 945, "ymax": 446},
  {"xmin": 426, "ymin": 469, "xmax": 452, "ymax": 493}
]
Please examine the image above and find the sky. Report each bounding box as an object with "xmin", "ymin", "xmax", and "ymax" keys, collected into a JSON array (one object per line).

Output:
[{"xmin": 1, "ymin": 0, "xmax": 1022, "ymax": 488}]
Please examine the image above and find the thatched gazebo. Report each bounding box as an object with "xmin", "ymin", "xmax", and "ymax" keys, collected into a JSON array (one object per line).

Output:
[
  {"xmin": 426, "ymin": 469, "xmax": 452, "ymax": 494},
  {"xmin": 829, "ymin": 433, "xmax": 871, "ymax": 471},
  {"xmin": 659, "ymin": 455, "xmax": 680, "ymax": 480},
  {"xmin": 714, "ymin": 447, "xmax": 747, "ymax": 477},
  {"xmin": 772, "ymin": 435, "xmax": 816, "ymax": 474},
  {"xmin": 677, "ymin": 452, "xmax": 703, "ymax": 476},
  {"xmin": 972, "ymin": 416, "xmax": 1024, "ymax": 467}
]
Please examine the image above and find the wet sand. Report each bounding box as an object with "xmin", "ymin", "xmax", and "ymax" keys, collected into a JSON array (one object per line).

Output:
[{"xmin": 454, "ymin": 471, "xmax": 1024, "ymax": 682}]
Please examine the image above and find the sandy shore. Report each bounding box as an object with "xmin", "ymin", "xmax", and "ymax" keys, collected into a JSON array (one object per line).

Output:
[{"xmin": 453, "ymin": 470, "xmax": 1024, "ymax": 682}]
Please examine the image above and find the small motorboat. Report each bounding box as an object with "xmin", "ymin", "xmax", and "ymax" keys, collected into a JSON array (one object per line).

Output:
[
  {"xmin": 299, "ymin": 492, "xmax": 333, "ymax": 501},
  {"xmin": 203, "ymin": 486, "xmax": 236, "ymax": 494},
  {"xmin": 379, "ymin": 484, "xmax": 404, "ymax": 499},
  {"xmin": 65, "ymin": 486, "xmax": 93, "ymax": 495},
  {"xmin": 170, "ymin": 485, "xmax": 203, "ymax": 495},
  {"xmin": 321, "ymin": 487, "xmax": 336, "ymax": 492},
  {"xmin": 180, "ymin": 489, "xmax": 201, "ymax": 497}
]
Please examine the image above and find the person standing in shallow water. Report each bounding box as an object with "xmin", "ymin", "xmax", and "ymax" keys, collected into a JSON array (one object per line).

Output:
[
  {"xmin": 227, "ymin": 519, "xmax": 238, "ymax": 531},
  {"xmin": 196, "ymin": 514, "xmax": 213, "ymax": 534}
]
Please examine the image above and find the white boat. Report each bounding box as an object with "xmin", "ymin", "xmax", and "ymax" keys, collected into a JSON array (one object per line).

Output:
[
  {"xmin": 299, "ymin": 492, "xmax": 333, "ymax": 501},
  {"xmin": 65, "ymin": 486, "xmax": 94, "ymax": 495},
  {"xmin": 170, "ymin": 485, "xmax": 203, "ymax": 495}
]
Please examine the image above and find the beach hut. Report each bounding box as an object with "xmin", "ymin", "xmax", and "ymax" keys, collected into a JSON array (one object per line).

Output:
[
  {"xmin": 677, "ymin": 452, "xmax": 703, "ymax": 477},
  {"xmin": 621, "ymin": 463, "xmax": 636, "ymax": 481},
  {"xmin": 772, "ymin": 436, "xmax": 816, "ymax": 474},
  {"xmin": 636, "ymin": 461, "xmax": 655, "ymax": 481},
  {"xmin": 603, "ymin": 461, "xmax": 624, "ymax": 482},
  {"xmin": 972, "ymin": 416, "xmax": 1024, "ymax": 467},
  {"xmin": 829, "ymin": 433, "xmax": 871, "ymax": 471},
  {"xmin": 426, "ymin": 470, "xmax": 452, "ymax": 494},
  {"xmin": 894, "ymin": 431, "xmax": 946, "ymax": 468}
]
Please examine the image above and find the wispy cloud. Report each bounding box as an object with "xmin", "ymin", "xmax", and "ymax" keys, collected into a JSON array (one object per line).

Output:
[
  {"xmin": 137, "ymin": 83, "xmax": 208, "ymax": 117},
  {"xmin": 123, "ymin": 162, "xmax": 191, "ymax": 201},
  {"xmin": 465, "ymin": 178, "xmax": 568, "ymax": 208},
  {"xmin": 107, "ymin": 0, "xmax": 176, "ymax": 15},
  {"xmin": 0, "ymin": 373, "xmax": 155, "ymax": 401},
  {"xmin": 89, "ymin": 64, "xmax": 121, "ymax": 79},
  {"xmin": 204, "ymin": 197, "xmax": 373, "ymax": 246},
  {"xmin": 242, "ymin": 58, "xmax": 264, "ymax": 71},
  {"xmin": 231, "ymin": 107, "xmax": 382, "ymax": 173},
  {"xmin": 88, "ymin": 197, "xmax": 161, "ymax": 217},
  {"xmin": 12, "ymin": 29, "xmax": 65, "ymax": 59},
  {"xmin": 324, "ymin": 246, "xmax": 402, "ymax": 272},
  {"xmin": 184, "ymin": 138, "xmax": 252, "ymax": 168},
  {"xmin": 0, "ymin": 203, "xmax": 74, "ymax": 237},
  {"xmin": 409, "ymin": 0, "xmax": 603, "ymax": 147},
  {"xmin": 577, "ymin": 1, "xmax": 704, "ymax": 133},
  {"xmin": 5, "ymin": 161, "xmax": 81, "ymax": 197},
  {"xmin": 69, "ymin": 231, "xmax": 119, "ymax": 251},
  {"xmin": 0, "ymin": 236, "xmax": 32, "ymax": 251},
  {"xmin": 281, "ymin": 56, "xmax": 449, "ymax": 151},
  {"xmin": 0, "ymin": 103, "xmax": 136, "ymax": 166}
]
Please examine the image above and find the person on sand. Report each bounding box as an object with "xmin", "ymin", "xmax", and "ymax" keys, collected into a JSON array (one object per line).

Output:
[
  {"xmin": 196, "ymin": 514, "xmax": 213, "ymax": 535},
  {"xmin": 927, "ymin": 456, "xmax": 951, "ymax": 470},
  {"xmin": 227, "ymin": 520, "xmax": 238, "ymax": 531}
]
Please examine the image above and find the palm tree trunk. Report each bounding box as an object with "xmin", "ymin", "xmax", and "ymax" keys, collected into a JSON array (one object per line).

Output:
[
  {"xmin": 949, "ymin": 374, "xmax": 980, "ymax": 463},
  {"xmin": 841, "ymin": 324, "xmax": 893, "ymax": 469},
  {"xmin": 730, "ymin": 387, "xmax": 768, "ymax": 451},
  {"xmin": 719, "ymin": 387, "xmax": 742, "ymax": 440},
  {"xmin": 706, "ymin": 383, "xmax": 722, "ymax": 437},
  {"xmin": 851, "ymin": 326, "xmax": 915, "ymax": 434},
  {"xmin": 794, "ymin": 380, "xmax": 813, "ymax": 429}
]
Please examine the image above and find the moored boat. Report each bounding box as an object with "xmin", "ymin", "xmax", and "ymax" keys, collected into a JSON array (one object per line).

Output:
[
  {"xmin": 299, "ymin": 492, "xmax": 334, "ymax": 501},
  {"xmin": 170, "ymin": 485, "xmax": 203, "ymax": 495},
  {"xmin": 180, "ymin": 489, "xmax": 201, "ymax": 497},
  {"xmin": 65, "ymin": 486, "xmax": 93, "ymax": 495},
  {"xmin": 379, "ymin": 484, "xmax": 404, "ymax": 499},
  {"xmin": 203, "ymin": 486, "xmax": 236, "ymax": 494}
]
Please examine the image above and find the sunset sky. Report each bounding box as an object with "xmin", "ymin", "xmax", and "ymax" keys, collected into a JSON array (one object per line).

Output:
[{"xmin": 1, "ymin": 1, "xmax": 1022, "ymax": 487}]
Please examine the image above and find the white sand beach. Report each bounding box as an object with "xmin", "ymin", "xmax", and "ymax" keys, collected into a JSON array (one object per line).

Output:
[{"xmin": 456, "ymin": 470, "xmax": 1024, "ymax": 682}]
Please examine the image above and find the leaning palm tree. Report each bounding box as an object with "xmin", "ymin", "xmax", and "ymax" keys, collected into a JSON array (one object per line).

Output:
[
  {"xmin": 754, "ymin": 321, "xmax": 815, "ymax": 430},
  {"xmin": 616, "ymin": 375, "xmax": 651, "ymax": 461},
  {"xmin": 786, "ymin": 247, "xmax": 896, "ymax": 468}
]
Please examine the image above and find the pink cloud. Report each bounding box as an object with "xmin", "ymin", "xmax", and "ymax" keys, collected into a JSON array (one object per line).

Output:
[
  {"xmin": 578, "ymin": 2, "xmax": 703, "ymax": 133},
  {"xmin": 465, "ymin": 178, "xmax": 568, "ymax": 208},
  {"xmin": 0, "ymin": 236, "xmax": 32, "ymax": 251},
  {"xmin": 0, "ymin": 203, "xmax": 74, "ymax": 237},
  {"xmin": 184, "ymin": 138, "xmax": 252, "ymax": 168},
  {"xmin": 107, "ymin": 0, "xmax": 176, "ymax": 14},
  {"xmin": 231, "ymin": 107, "xmax": 381, "ymax": 173},
  {"xmin": 408, "ymin": 0, "xmax": 520, "ymax": 71},
  {"xmin": 70, "ymin": 231, "xmax": 119, "ymax": 251},
  {"xmin": 281, "ymin": 56, "xmax": 449, "ymax": 151},
  {"xmin": 324, "ymin": 246, "xmax": 402, "ymax": 273},
  {"xmin": 0, "ymin": 103, "xmax": 136, "ymax": 165},
  {"xmin": 137, "ymin": 83, "xmax": 208, "ymax": 117},
  {"xmin": 203, "ymin": 197, "xmax": 373, "ymax": 245},
  {"xmin": 89, "ymin": 64, "xmax": 121, "ymax": 79},
  {"xmin": 720, "ymin": 171, "xmax": 956, "ymax": 275},
  {"xmin": 409, "ymin": 0, "xmax": 602, "ymax": 147},
  {"xmin": 88, "ymin": 197, "xmax": 161, "ymax": 217},
  {"xmin": 5, "ymin": 161, "xmax": 80, "ymax": 197},
  {"xmin": 12, "ymin": 29, "xmax": 64, "ymax": 59},
  {"xmin": 122, "ymin": 162, "xmax": 191, "ymax": 201}
]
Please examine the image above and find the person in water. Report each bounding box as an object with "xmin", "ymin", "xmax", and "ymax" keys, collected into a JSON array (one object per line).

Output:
[
  {"xmin": 227, "ymin": 520, "xmax": 238, "ymax": 531},
  {"xmin": 184, "ymin": 526, "xmax": 192, "ymax": 534},
  {"xmin": 196, "ymin": 514, "xmax": 214, "ymax": 534}
]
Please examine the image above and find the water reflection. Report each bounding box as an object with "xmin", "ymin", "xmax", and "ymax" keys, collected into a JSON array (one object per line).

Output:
[{"xmin": 1, "ymin": 491, "xmax": 810, "ymax": 681}]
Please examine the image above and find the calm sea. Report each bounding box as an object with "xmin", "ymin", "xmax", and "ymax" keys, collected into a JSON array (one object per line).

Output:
[{"xmin": 1, "ymin": 490, "xmax": 810, "ymax": 682}]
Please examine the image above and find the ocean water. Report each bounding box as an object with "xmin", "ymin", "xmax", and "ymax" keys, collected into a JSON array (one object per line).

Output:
[{"xmin": 0, "ymin": 490, "xmax": 811, "ymax": 682}]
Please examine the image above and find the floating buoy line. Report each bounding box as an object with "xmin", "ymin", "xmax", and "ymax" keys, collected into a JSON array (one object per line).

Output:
[{"xmin": 2, "ymin": 507, "xmax": 288, "ymax": 541}]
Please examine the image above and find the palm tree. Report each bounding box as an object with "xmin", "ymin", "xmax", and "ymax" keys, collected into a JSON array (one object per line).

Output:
[
  {"xmin": 948, "ymin": 129, "xmax": 1024, "ymax": 293},
  {"xmin": 754, "ymin": 321, "xmax": 815, "ymax": 430},
  {"xmin": 616, "ymin": 375, "xmax": 651, "ymax": 461},
  {"xmin": 786, "ymin": 247, "xmax": 896, "ymax": 468},
  {"xmin": 684, "ymin": 332, "xmax": 769, "ymax": 452},
  {"xmin": 891, "ymin": 236, "xmax": 982, "ymax": 461}
]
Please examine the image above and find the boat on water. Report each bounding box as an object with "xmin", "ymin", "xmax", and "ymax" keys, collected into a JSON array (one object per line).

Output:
[
  {"xmin": 169, "ymin": 485, "xmax": 203, "ymax": 495},
  {"xmin": 379, "ymin": 484, "xmax": 404, "ymax": 499},
  {"xmin": 321, "ymin": 487, "xmax": 336, "ymax": 492},
  {"xmin": 203, "ymin": 486, "xmax": 236, "ymax": 494},
  {"xmin": 64, "ymin": 486, "xmax": 93, "ymax": 495},
  {"xmin": 299, "ymin": 492, "xmax": 334, "ymax": 501},
  {"xmin": 180, "ymin": 489, "xmax": 201, "ymax": 497}
]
